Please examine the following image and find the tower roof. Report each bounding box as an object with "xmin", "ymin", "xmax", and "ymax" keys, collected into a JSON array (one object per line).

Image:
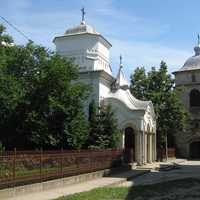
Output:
[
  {"xmin": 65, "ymin": 23, "xmax": 99, "ymax": 36},
  {"xmin": 53, "ymin": 8, "xmax": 112, "ymax": 47},
  {"xmin": 114, "ymin": 55, "xmax": 129, "ymax": 90},
  {"xmin": 174, "ymin": 35, "xmax": 200, "ymax": 74}
]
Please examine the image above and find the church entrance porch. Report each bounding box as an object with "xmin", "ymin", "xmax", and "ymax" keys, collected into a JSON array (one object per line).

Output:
[
  {"xmin": 190, "ymin": 141, "xmax": 200, "ymax": 159},
  {"xmin": 124, "ymin": 127, "xmax": 135, "ymax": 163}
]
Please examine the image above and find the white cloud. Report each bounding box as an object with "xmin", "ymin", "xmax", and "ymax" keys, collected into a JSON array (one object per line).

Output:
[{"xmin": 110, "ymin": 38, "xmax": 191, "ymax": 77}]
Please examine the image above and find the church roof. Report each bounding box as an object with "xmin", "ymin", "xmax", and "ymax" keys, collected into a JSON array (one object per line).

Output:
[
  {"xmin": 53, "ymin": 22, "xmax": 112, "ymax": 47},
  {"xmin": 174, "ymin": 36, "xmax": 200, "ymax": 74},
  {"xmin": 107, "ymin": 55, "xmax": 153, "ymax": 112},
  {"xmin": 113, "ymin": 55, "xmax": 129, "ymax": 90},
  {"xmin": 178, "ymin": 54, "xmax": 200, "ymax": 72},
  {"xmin": 54, "ymin": 7, "xmax": 112, "ymax": 47},
  {"xmin": 106, "ymin": 89, "xmax": 151, "ymax": 111},
  {"xmin": 65, "ymin": 23, "xmax": 99, "ymax": 36}
]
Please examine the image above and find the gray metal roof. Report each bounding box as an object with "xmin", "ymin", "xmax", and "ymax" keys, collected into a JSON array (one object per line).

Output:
[
  {"xmin": 178, "ymin": 55, "xmax": 200, "ymax": 72},
  {"xmin": 174, "ymin": 45, "xmax": 200, "ymax": 73},
  {"xmin": 65, "ymin": 23, "xmax": 99, "ymax": 36}
]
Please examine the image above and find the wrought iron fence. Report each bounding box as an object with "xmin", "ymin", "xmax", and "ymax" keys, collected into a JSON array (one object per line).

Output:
[{"xmin": 0, "ymin": 149, "xmax": 123, "ymax": 189}]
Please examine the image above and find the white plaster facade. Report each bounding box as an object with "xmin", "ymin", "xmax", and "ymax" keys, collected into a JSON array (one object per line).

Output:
[{"xmin": 53, "ymin": 14, "xmax": 156, "ymax": 165}]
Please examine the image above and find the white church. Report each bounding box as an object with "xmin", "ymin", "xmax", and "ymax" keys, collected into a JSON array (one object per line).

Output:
[{"xmin": 53, "ymin": 9, "xmax": 156, "ymax": 165}]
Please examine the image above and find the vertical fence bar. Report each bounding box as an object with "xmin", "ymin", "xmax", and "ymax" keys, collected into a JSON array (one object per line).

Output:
[
  {"xmin": 61, "ymin": 148, "xmax": 63, "ymax": 178},
  {"xmin": 40, "ymin": 148, "xmax": 42, "ymax": 182},
  {"xmin": 13, "ymin": 148, "xmax": 16, "ymax": 188}
]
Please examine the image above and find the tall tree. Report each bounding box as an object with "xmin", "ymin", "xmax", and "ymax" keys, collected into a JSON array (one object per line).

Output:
[
  {"xmin": 130, "ymin": 61, "xmax": 188, "ymax": 148},
  {"xmin": 0, "ymin": 24, "xmax": 89, "ymax": 150},
  {"xmin": 88, "ymin": 103, "xmax": 120, "ymax": 149},
  {"xmin": 87, "ymin": 99, "xmax": 98, "ymax": 147}
]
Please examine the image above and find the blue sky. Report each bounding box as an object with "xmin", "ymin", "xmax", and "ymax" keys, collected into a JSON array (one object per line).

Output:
[{"xmin": 1, "ymin": 0, "xmax": 199, "ymax": 77}]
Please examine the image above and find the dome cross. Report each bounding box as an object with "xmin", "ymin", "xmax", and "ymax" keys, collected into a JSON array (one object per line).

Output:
[
  {"xmin": 120, "ymin": 54, "xmax": 123, "ymax": 68},
  {"xmin": 81, "ymin": 7, "xmax": 86, "ymax": 25}
]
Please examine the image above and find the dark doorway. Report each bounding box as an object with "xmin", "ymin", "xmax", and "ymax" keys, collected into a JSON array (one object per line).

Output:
[
  {"xmin": 124, "ymin": 127, "xmax": 135, "ymax": 163},
  {"xmin": 190, "ymin": 141, "xmax": 200, "ymax": 159},
  {"xmin": 190, "ymin": 89, "xmax": 200, "ymax": 107}
]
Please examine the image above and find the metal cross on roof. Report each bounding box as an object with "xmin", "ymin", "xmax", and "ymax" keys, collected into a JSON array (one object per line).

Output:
[
  {"xmin": 81, "ymin": 7, "xmax": 86, "ymax": 24},
  {"xmin": 120, "ymin": 54, "xmax": 123, "ymax": 67}
]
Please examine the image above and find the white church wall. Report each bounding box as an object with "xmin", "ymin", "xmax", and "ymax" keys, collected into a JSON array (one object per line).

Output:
[
  {"xmin": 97, "ymin": 41, "xmax": 110, "ymax": 60},
  {"xmin": 77, "ymin": 72, "xmax": 101, "ymax": 116},
  {"xmin": 144, "ymin": 105, "xmax": 156, "ymax": 133},
  {"xmin": 99, "ymin": 79, "xmax": 111, "ymax": 102},
  {"xmin": 55, "ymin": 35, "xmax": 97, "ymax": 53},
  {"xmin": 54, "ymin": 34, "xmax": 112, "ymax": 74},
  {"xmin": 104, "ymin": 98, "xmax": 145, "ymax": 130}
]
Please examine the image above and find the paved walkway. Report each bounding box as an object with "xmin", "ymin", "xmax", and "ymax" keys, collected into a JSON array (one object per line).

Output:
[
  {"xmin": 2, "ymin": 170, "xmax": 148, "ymax": 200},
  {"xmin": 119, "ymin": 160, "xmax": 200, "ymax": 187}
]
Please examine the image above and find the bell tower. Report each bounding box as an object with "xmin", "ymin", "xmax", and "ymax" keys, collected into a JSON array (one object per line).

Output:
[{"xmin": 53, "ymin": 8, "xmax": 112, "ymax": 75}]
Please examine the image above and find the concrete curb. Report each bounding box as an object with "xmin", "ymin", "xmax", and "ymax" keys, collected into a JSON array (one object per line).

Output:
[{"xmin": 0, "ymin": 167, "xmax": 124, "ymax": 199}]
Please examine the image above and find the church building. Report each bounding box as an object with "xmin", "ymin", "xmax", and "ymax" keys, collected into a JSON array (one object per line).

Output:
[
  {"xmin": 173, "ymin": 37, "xmax": 200, "ymax": 159},
  {"xmin": 53, "ymin": 9, "xmax": 156, "ymax": 165}
]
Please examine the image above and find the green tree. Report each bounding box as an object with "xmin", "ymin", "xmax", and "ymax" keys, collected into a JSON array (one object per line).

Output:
[
  {"xmin": 87, "ymin": 99, "xmax": 98, "ymax": 147},
  {"xmin": 88, "ymin": 103, "xmax": 120, "ymax": 149},
  {"xmin": 100, "ymin": 105, "xmax": 121, "ymax": 148},
  {"xmin": 130, "ymin": 61, "xmax": 188, "ymax": 148},
  {"xmin": 0, "ymin": 24, "xmax": 89, "ymax": 150},
  {"xmin": 0, "ymin": 24, "xmax": 13, "ymax": 45}
]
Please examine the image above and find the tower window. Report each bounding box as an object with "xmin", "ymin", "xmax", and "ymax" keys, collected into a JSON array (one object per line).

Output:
[
  {"xmin": 190, "ymin": 89, "xmax": 200, "ymax": 107},
  {"xmin": 192, "ymin": 74, "xmax": 196, "ymax": 82},
  {"xmin": 195, "ymin": 122, "xmax": 199, "ymax": 129}
]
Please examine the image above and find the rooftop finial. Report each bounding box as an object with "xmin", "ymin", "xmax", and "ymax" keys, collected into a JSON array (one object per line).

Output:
[
  {"xmin": 81, "ymin": 7, "xmax": 86, "ymax": 25},
  {"xmin": 194, "ymin": 34, "xmax": 200, "ymax": 56},
  {"xmin": 120, "ymin": 54, "xmax": 123, "ymax": 68}
]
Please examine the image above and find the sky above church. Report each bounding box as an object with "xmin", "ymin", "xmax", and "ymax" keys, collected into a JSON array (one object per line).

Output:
[{"xmin": 0, "ymin": 0, "xmax": 200, "ymax": 77}]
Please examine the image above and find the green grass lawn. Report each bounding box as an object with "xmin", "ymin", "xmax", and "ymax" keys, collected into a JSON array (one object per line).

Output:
[{"xmin": 57, "ymin": 178, "xmax": 200, "ymax": 200}]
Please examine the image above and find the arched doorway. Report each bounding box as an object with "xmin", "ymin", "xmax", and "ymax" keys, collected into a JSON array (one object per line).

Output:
[
  {"xmin": 190, "ymin": 89, "xmax": 200, "ymax": 107},
  {"xmin": 190, "ymin": 141, "xmax": 200, "ymax": 159},
  {"xmin": 124, "ymin": 127, "xmax": 135, "ymax": 163}
]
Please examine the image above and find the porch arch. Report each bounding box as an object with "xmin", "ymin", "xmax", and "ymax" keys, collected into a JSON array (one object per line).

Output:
[{"xmin": 124, "ymin": 127, "xmax": 136, "ymax": 163}]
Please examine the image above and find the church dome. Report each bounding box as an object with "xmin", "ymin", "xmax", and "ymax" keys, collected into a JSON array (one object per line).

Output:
[
  {"xmin": 64, "ymin": 8, "xmax": 99, "ymax": 36},
  {"xmin": 175, "ymin": 37, "xmax": 200, "ymax": 73},
  {"xmin": 180, "ymin": 54, "xmax": 200, "ymax": 72},
  {"xmin": 65, "ymin": 23, "xmax": 99, "ymax": 36}
]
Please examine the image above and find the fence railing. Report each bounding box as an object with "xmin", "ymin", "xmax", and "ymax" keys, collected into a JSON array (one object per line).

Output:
[{"xmin": 0, "ymin": 149, "xmax": 123, "ymax": 189}]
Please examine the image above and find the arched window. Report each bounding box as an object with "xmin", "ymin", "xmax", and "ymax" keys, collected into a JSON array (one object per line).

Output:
[
  {"xmin": 192, "ymin": 74, "xmax": 196, "ymax": 82},
  {"xmin": 190, "ymin": 89, "xmax": 200, "ymax": 107}
]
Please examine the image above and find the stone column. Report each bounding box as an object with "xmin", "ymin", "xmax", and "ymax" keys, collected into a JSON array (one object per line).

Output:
[
  {"xmin": 149, "ymin": 134, "xmax": 152, "ymax": 163},
  {"xmin": 122, "ymin": 131, "xmax": 125, "ymax": 149},
  {"xmin": 144, "ymin": 133, "xmax": 147, "ymax": 164},
  {"xmin": 136, "ymin": 131, "xmax": 142, "ymax": 165},
  {"xmin": 152, "ymin": 134, "xmax": 154, "ymax": 161},
  {"xmin": 147, "ymin": 134, "xmax": 152, "ymax": 163},
  {"xmin": 152, "ymin": 134, "xmax": 156, "ymax": 162},
  {"xmin": 154, "ymin": 133, "xmax": 157, "ymax": 161},
  {"xmin": 134, "ymin": 131, "xmax": 138, "ymax": 163}
]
